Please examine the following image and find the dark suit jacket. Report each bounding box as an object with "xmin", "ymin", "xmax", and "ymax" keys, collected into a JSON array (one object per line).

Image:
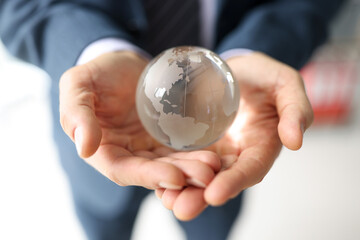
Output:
[{"xmin": 0, "ymin": 0, "xmax": 343, "ymax": 81}]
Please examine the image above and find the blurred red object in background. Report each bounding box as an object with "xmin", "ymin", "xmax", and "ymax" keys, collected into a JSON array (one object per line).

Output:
[{"xmin": 301, "ymin": 59, "xmax": 357, "ymax": 124}]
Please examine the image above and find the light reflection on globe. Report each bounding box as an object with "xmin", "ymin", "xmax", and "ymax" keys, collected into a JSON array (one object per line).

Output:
[{"xmin": 136, "ymin": 46, "xmax": 240, "ymax": 150}]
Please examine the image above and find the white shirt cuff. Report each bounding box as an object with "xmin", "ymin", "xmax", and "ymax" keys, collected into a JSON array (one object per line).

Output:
[
  {"xmin": 76, "ymin": 38, "xmax": 151, "ymax": 65},
  {"xmin": 219, "ymin": 48, "xmax": 254, "ymax": 60}
]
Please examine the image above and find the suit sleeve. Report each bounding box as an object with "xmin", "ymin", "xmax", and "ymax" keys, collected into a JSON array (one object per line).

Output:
[
  {"xmin": 0, "ymin": 0, "xmax": 142, "ymax": 81},
  {"xmin": 215, "ymin": 0, "xmax": 344, "ymax": 69}
]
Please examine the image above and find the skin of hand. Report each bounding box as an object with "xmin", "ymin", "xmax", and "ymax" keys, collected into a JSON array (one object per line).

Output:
[
  {"xmin": 59, "ymin": 51, "xmax": 222, "ymax": 191},
  {"xmin": 156, "ymin": 52, "xmax": 314, "ymax": 221}
]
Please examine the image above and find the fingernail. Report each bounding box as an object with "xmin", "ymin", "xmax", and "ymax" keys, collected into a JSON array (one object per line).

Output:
[
  {"xmin": 186, "ymin": 178, "xmax": 207, "ymax": 188},
  {"xmin": 154, "ymin": 191, "xmax": 163, "ymax": 200},
  {"xmin": 159, "ymin": 182, "xmax": 183, "ymax": 190},
  {"xmin": 74, "ymin": 127, "xmax": 83, "ymax": 157}
]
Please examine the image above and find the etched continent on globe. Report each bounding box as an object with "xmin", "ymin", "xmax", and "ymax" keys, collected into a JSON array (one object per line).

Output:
[{"xmin": 136, "ymin": 46, "xmax": 240, "ymax": 150}]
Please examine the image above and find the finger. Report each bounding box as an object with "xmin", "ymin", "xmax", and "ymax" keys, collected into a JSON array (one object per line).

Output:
[
  {"xmin": 205, "ymin": 141, "xmax": 281, "ymax": 206},
  {"xmin": 167, "ymin": 151, "xmax": 221, "ymax": 172},
  {"xmin": 155, "ymin": 188, "xmax": 165, "ymax": 199},
  {"xmin": 220, "ymin": 154, "xmax": 238, "ymax": 170},
  {"xmin": 59, "ymin": 66, "xmax": 102, "ymax": 158},
  {"xmin": 161, "ymin": 189, "xmax": 182, "ymax": 210},
  {"xmin": 173, "ymin": 187, "xmax": 207, "ymax": 221},
  {"xmin": 157, "ymin": 158, "xmax": 215, "ymax": 188},
  {"xmin": 276, "ymin": 69, "xmax": 314, "ymax": 150},
  {"xmin": 87, "ymin": 146, "xmax": 186, "ymax": 190}
]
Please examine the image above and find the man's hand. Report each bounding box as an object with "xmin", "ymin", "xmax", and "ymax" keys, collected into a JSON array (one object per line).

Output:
[
  {"xmin": 156, "ymin": 52, "xmax": 314, "ymax": 220},
  {"xmin": 59, "ymin": 51, "xmax": 220, "ymax": 190}
]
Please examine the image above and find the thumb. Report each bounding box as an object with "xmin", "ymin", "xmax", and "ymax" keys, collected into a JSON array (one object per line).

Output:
[
  {"xmin": 276, "ymin": 68, "xmax": 314, "ymax": 150},
  {"xmin": 59, "ymin": 66, "xmax": 102, "ymax": 158}
]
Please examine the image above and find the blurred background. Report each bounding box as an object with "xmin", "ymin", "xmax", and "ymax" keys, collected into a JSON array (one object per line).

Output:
[{"xmin": 1, "ymin": 1, "xmax": 359, "ymax": 239}]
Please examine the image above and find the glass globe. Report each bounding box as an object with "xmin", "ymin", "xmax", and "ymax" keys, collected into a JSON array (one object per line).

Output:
[{"xmin": 136, "ymin": 46, "xmax": 240, "ymax": 151}]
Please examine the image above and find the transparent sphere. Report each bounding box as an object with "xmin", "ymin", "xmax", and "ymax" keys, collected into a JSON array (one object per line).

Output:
[{"xmin": 136, "ymin": 46, "xmax": 240, "ymax": 151}]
